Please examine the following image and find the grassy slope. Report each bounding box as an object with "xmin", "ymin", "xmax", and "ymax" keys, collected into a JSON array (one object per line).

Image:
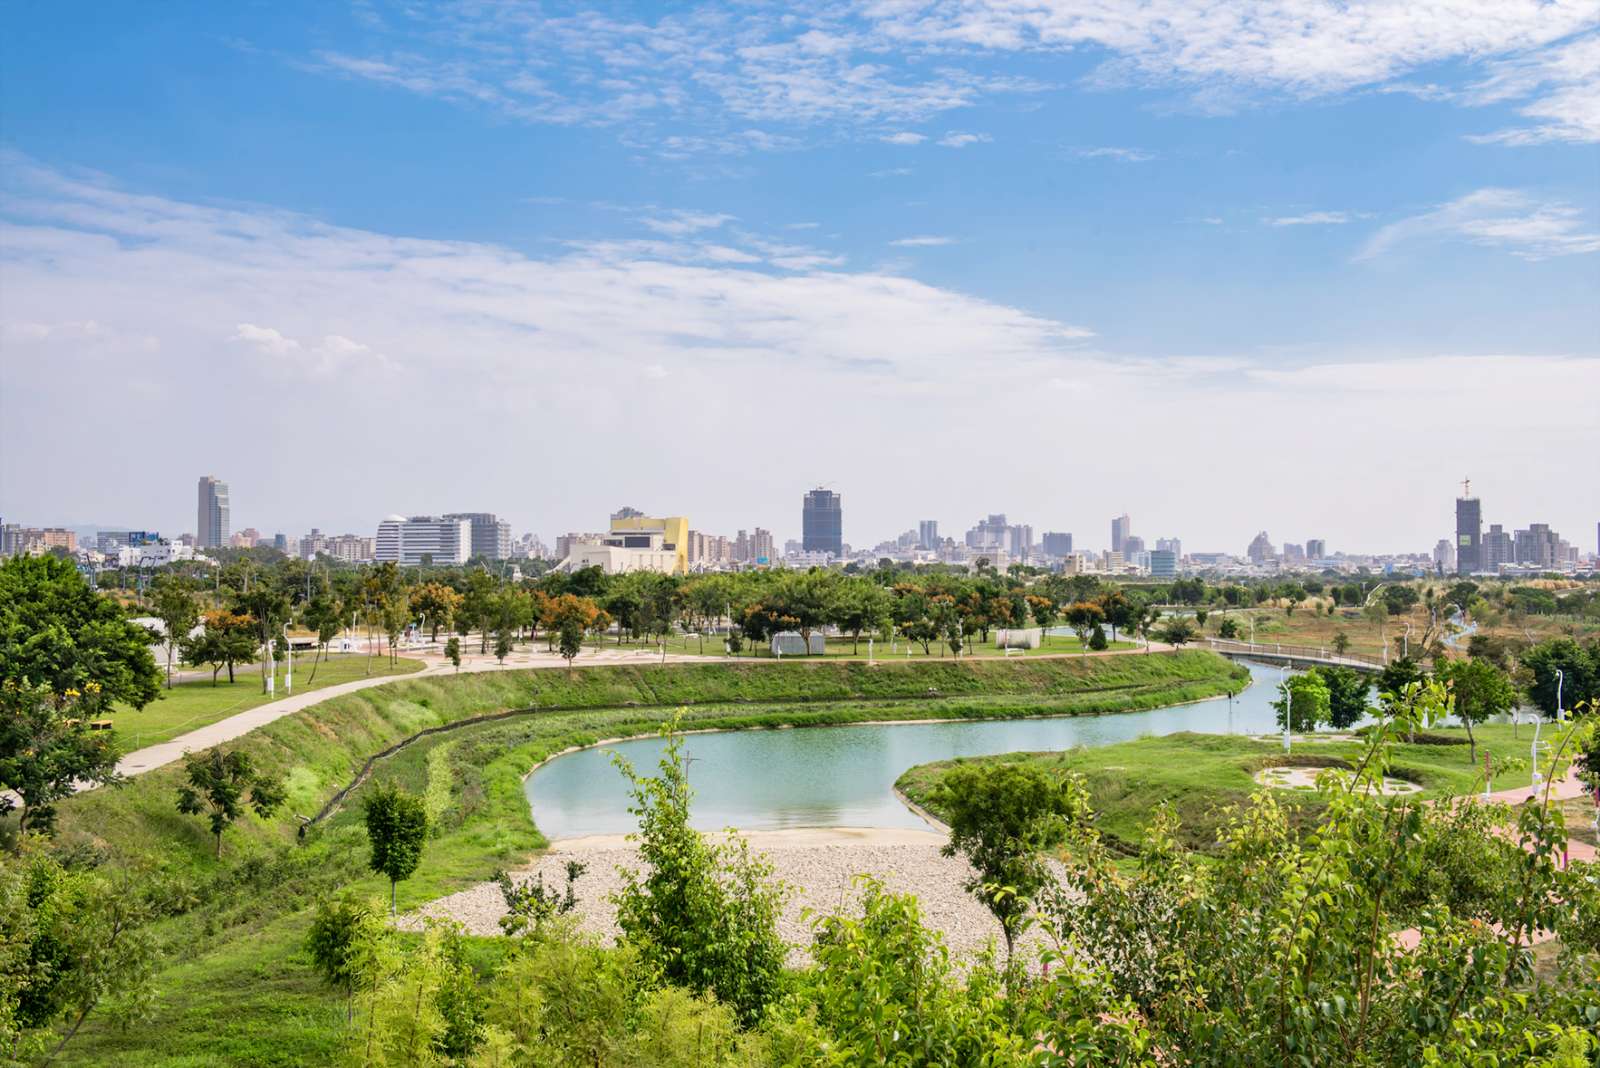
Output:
[
  {"xmin": 114, "ymin": 653, "xmax": 424, "ymax": 749},
  {"xmin": 47, "ymin": 651, "xmax": 1245, "ymax": 1065},
  {"xmin": 898, "ymin": 722, "xmax": 1551, "ymax": 856}
]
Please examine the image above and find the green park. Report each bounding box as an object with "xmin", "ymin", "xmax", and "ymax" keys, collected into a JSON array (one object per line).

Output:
[{"xmin": 2, "ymin": 551, "xmax": 1599, "ymax": 1066}]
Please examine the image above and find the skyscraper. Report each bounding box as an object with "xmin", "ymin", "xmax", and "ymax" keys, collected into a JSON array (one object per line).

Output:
[
  {"xmin": 444, "ymin": 512, "xmax": 513, "ymax": 560},
  {"xmin": 1455, "ymin": 480, "xmax": 1481, "ymax": 575},
  {"xmin": 1111, "ymin": 514, "xmax": 1131, "ymax": 554},
  {"xmin": 918, "ymin": 520, "xmax": 939, "ymax": 550},
  {"xmin": 1042, "ymin": 532, "xmax": 1073, "ymax": 556},
  {"xmin": 197, "ymin": 476, "xmax": 230, "ymax": 548},
  {"xmin": 802, "ymin": 488, "xmax": 843, "ymax": 557},
  {"xmin": 1305, "ymin": 539, "xmax": 1326, "ymax": 559}
]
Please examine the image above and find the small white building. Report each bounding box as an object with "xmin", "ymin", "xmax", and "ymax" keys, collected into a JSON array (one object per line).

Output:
[{"xmin": 556, "ymin": 531, "xmax": 678, "ymax": 574}]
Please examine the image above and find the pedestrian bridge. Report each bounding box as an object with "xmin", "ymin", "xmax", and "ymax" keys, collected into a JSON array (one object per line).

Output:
[{"xmin": 1206, "ymin": 638, "xmax": 1386, "ymax": 674}]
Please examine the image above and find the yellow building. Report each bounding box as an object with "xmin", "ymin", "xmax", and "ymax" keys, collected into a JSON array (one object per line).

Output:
[{"xmin": 609, "ymin": 512, "xmax": 689, "ymax": 574}]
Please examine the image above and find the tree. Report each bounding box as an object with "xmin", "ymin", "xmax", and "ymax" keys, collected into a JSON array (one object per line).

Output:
[
  {"xmin": 1436, "ymin": 657, "xmax": 1516, "ymax": 763},
  {"xmin": 305, "ymin": 892, "xmax": 385, "ymax": 1023},
  {"xmin": 1517, "ymin": 638, "xmax": 1596, "ymax": 719},
  {"xmin": 832, "ymin": 579, "xmax": 890, "ymax": 654},
  {"xmin": 932, "ymin": 762, "xmax": 1088, "ymax": 964},
  {"xmin": 1157, "ymin": 617, "xmax": 1195, "ymax": 652},
  {"xmin": 0, "ymin": 680, "xmax": 122, "ymax": 835},
  {"xmin": 1026, "ymin": 593, "xmax": 1057, "ymax": 643},
  {"xmin": 494, "ymin": 628, "xmax": 513, "ymax": 664},
  {"xmin": 1445, "ymin": 581, "xmax": 1479, "ymax": 619},
  {"xmin": 233, "ymin": 577, "xmax": 291, "ymax": 694},
  {"xmin": 1063, "ymin": 601, "xmax": 1103, "ymax": 651},
  {"xmin": 363, "ymin": 780, "xmax": 429, "ymax": 913},
  {"xmin": 1320, "ymin": 665, "xmax": 1371, "ymax": 730},
  {"xmin": 1088, "ymin": 623, "xmax": 1108, "ymax": 651},
  {"xmin": 1332, "ymin": 630, "xmax": 1351, "ymax": 656},
  {"xmin": 611, "ymin": 720, "xmax": 787, "ymax": 1024},
  {"xmin": 0, "ymin": 554, "xmax": 161, "ymax": 710},
  {"xmin": 1096, "ymin": 590, "xmax": 1134, "ymax": 642},
  {"xmin": 1218, "ymin": 616, "xmax": 1241, "ymax": 640},
  {"xmin": 1377, "ymin": 656, "xmax": 1424, "ymax": 701},
  {"xmin": 410, "ymin": 582, "xmax": 463, "ymax": 643},
  {"xmin": 0, "ymin": 849, "xmax": 157, "ymax": 1063},
  {"xmin": 181, "ymin": 609, "xmax": 258, "ymax": 685},
  {"xmin": 381, "ymin": 589, "xmax": 412, "ymax": 666},
  {"xmin": 460, "ymin": 569, "xmax": 498, "ymax": 654},
  {"xmin": 1273, "ymin": 670, "xmax": 1331, "ymax": 733},
  {"xmin": 444, "ymin": 636, "xmax": 461, "ymax": 672},
  {"xmin": 150, "ymin": 580, "xmax": 199, "ymax": 689},
  {"xmin": 175, "ymin": 747, "xmax": 287, "ymax": 857},
  {"xmin": 301, "ymin": 592, "xmax": 343, "ymax": 683}
]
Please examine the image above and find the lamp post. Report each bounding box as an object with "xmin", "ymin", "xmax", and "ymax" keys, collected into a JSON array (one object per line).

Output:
[
  {"xmin": 1281, "ymin": 664, "xmax": 1292, "ymax": 754},
  {"xmin": 1555, "ymin": 668, "xmax": 1565, "ymax": 724},
  {"xmin": 282, "ymin": 622, "xmax": 293, "ymax": 695}
]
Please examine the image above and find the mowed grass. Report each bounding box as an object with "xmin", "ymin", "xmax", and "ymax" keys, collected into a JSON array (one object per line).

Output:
[
  {"xmin": 898, "ymin": 721, "xmax": 1565, "ymax": 857},
  {"xmin": 114, "ymin": 653, "xmax": 425, "ymax": 749},
  {"xmin": 45, "ymin": 650, "xmax": 1245, "ymax": 1065}
]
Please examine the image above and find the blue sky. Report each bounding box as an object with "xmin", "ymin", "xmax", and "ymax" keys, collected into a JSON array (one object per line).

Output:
[{"xmin": 1, "ymin": 1, "xmax": 1597, "ymax": 552}]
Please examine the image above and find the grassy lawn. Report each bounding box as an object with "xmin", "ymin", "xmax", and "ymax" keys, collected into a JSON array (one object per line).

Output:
[
  {"xmin": 114, "ymin": 653, "xmax": 425, "ymax": 749},
  {"xmin": 898, "ymin": 721, "xmax": 1572, "ymax": 857},
  {"xmin": 586, "ymin": 630, "xmax": 1138, "ymax": 659},
  {"xmin": 43, "ymin": 650, "xmax": 1244, "ymax": 1065}
]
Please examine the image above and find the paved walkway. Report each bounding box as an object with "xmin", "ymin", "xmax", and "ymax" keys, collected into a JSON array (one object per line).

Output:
[{"xmin": 110, "ymin": 644, "xmax": 727, "ymax": 780}]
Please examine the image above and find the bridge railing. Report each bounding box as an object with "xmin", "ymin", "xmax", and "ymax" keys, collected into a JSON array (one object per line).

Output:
[{"xmin": 1206, "ymin": 638, "xmax": 1386, "ymax": 669}]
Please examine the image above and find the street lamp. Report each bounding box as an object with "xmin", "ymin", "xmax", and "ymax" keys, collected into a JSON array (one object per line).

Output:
[
  {"xmin": 1281, "ymin": 664, "xmax": 1292, "ymax": 754},
  {"xmin": 283, "ymin": 622, "xmax": 293, "ymax": 695},
  {"xmin": 1556, "ymin": 668, "xmax": 1565, "ymax": 724}
]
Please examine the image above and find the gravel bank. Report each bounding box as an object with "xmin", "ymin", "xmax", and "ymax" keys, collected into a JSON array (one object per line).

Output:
[{"xmin": 401, "ymin": 827, "xmax": 1021, "ymax": 963}]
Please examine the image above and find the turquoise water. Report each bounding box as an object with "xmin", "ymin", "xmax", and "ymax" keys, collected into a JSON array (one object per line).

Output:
[{"xmin": 525, "ymin": 659, "xmax": 1296, "ymax": 839}]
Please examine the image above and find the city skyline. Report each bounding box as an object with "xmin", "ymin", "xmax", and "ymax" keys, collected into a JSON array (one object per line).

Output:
[
  {"xmin": 7, "ymin": 473, "xmax": 1593, "ymax": 562},
  {"xmin": 2, "ymin": 4, "xmax": 1597, "ymax": 553}
]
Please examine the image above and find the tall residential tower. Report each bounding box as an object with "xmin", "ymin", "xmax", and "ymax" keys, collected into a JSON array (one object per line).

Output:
[
  {"xmin": 196, "ymin": 476, "xmax": 230, "ymax": 548},
  {"xmin": 1455, "ymin": 479, "xmax": 1481, "ymax": 575}
]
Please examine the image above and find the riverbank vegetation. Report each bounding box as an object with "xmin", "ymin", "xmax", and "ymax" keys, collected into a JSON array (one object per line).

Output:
[{"xmin": 8, "ymin": 627, "xmax": 1242, "ymax": 1064}]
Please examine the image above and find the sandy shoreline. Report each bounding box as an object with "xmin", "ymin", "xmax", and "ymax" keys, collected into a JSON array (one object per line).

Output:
[{"xmin": 400, "ymin": 824, "xmax": 1040, "ymax": 962}]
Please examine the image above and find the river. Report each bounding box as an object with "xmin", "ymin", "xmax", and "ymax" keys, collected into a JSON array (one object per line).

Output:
[{"xmin": 523, "ymin": 659, "xmax": 1306, "ymax": 839}]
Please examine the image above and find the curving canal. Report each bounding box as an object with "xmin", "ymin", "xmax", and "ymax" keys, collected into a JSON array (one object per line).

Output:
[{"xmin": 524, "ymin": 659, "xmax": 1302, "ymax": 839}]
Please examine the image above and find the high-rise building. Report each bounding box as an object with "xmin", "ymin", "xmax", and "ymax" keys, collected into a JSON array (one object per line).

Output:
[
  {"xmin": 1111, "ymin": 514, "xmax": 1131, "ymax": 555},
  {"xmin": 1433, "ymin": 539, "xmax": 1456, "ymax": 573},
  {"xmin": 802, "ymin": 488, "xmax": 843, "ymax": 557},
  {"xmin": 1042, "ymin": 532, "xmax": 1073, "ymax": 556},
  {"xmin": 750, "ymin": 527, "xmax": 775, "ymax": 564},
  {"xmin": 1155, "ymin": 537, "xmax": 1182, "ymax": 559},
  {"xmin": 1514, "ymin": 524, "xmax": 1559, "ymax": 569},
  {"xmin": 918, "ymin": 520, "xmax": 939, "ymax": 550},
  {"xmin": 375, "ymin": 515, "xmax": 470, "ymax": 566},
  {"xmin": 1149, "ymin": 549, "xmax": 1177, "ymax": 578},
  {"xmin": 445, "ymin": 513, "xmax": 513, "ymax": 561},
  {"xmin": 197, "ymin": 476, "xmax": 230, "ymax": 549},
  {"xmin": 1246, "ymin": 531, "xmax": 1274, "ymax": 563},
  {"xmin": 1305, "ymin": 539, "xmax": 1326, "ymax": 559},
  {"xmin": 1483, "ymin": 525, "xmax": 1514, "ymax": 569},
  {"xmin": 1123, "ymin": 534, "xmax": 1145, "ymax": 557},
  {"xmin": 1454, "ymin": 481, "xmax": 1481, "ymax": 575}
]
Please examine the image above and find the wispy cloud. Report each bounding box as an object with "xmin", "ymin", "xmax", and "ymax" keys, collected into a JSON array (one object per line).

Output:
[
  {"xmin": 640, "ymin": 210, "xmax": 735, "ymax": 236},
  {"xmin": 937, "ymin": 131, "xmax": 990, "ymax": 147},
  {"xmin": 1073, "ymin": 146, "xmax": 1155, "ymax": 162},
  {"xmin": 1266, "ymin": 211, "xmax": 1359, "ymax": 227},
  {"xmin": 296, "ymin": 3, "xmax": 1600, "ymax": 153},
  {"xmin": 890, "ymin": 235, "xmax": 953, "ymax": 247},
  {"xmin": 869, "ymin": 167, "xmax": 913, "ymax": 178},
  {"xmin": 1358, "ymin": 188, "xmax": 1600, "ymax": 261}
]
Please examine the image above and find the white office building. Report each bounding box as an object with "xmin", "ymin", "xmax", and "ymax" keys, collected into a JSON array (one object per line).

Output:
[{"xmin": 375, "ymin": 515, "xmax": 471, "ymax": 566}]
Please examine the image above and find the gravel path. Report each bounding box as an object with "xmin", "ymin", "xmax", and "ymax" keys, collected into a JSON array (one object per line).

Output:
[{"xmin": 401, "ymin": 827, "xmax": 1024, "ymax": 963}]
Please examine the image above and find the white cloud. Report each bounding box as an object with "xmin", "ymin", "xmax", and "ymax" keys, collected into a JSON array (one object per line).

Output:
[
  {"xmin": 3, "ymin": 158, "xmax": 1595, "ymax": 551},
  {"xmin": 230, "ymin": 323, "xmax": 393, "ymax": 376},
  {"xmin": 1266, "ymin": 211, "xmax": 1358, "ymax": 226},
  {"xmin": 1463, "ymin": 35, "xmax": 1600, "ymax": 145},
  {"xmin": 880, "ymin": 131, "xmax": 927, "ymax": 144},
  {"xmin": 937, "ymin": 131, "xmax": 990, "ymax": 147},
  {"xmin": 1073, "ymin": 146, "xmax": 1155, "ymax": 162},
  {"xmin": 641, "ymin": 210, "xmax": 735, "ymax": 236},
  {"xmin": 1358, "ymin": 189, "xmax": 1600, "ymax": 260},
  {"xmin": 889, "ymin": 235, "xmax": 954, "ymax": 246},
  {"xmin": 298, "ymin": 4, "xmax": 1600, "ymax": 151},
  {"xmin": 869, "ymin": 167, "xmax": 914, "ymax": 177}
]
